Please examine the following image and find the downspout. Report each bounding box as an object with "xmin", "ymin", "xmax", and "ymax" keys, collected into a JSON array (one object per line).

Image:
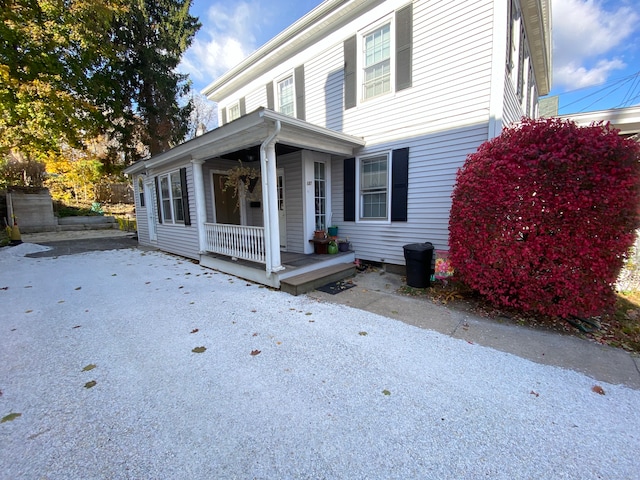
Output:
[{"xmin": 260, "ymin": 120, "xmax": 282, "ymax": 276}]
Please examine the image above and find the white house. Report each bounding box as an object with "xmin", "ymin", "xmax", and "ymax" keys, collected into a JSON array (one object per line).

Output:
[{"xmin": 124, "ymin": 0, "xmax": 552, "ymax": 291}]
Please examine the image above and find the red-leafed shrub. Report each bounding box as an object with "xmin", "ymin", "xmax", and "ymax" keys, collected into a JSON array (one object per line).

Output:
[{"xmin": 449, "ymin": 117, "xmax": 640, "ymax": 319}]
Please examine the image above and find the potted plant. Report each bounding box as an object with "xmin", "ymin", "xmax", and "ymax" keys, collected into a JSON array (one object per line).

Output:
[
  {"xmin": 338, "ymin": 238, "xmax": 350, "ymax": 252},
  {"xmin": 328, "ymin": 225, "xmax": 338, "ymax": 237}
]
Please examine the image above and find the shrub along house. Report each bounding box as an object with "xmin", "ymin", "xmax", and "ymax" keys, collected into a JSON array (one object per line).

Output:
[{"xmin": 124, "ymin": 0, "xmax": 551, "ymax": 291}]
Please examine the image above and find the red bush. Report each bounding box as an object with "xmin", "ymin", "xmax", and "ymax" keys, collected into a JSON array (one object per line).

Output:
[{"xmin": 449, "ymin": 117, "xmax": 640, "ymax": 318}]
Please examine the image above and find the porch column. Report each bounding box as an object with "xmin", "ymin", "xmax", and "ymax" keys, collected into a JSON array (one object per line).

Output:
[
  {"xmin": 261, "ymin": 126, "xmax": 283, "ymax": 275},
  {"xmin": 191, "ymin": 159, "xmax": 207, "ymax": 253}
]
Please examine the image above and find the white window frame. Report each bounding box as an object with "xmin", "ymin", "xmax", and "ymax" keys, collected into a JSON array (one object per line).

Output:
[
  {"xmin": 276, "ymin": 74, "xmax": 295, "ymax": 117},
  {"xmin": 137, "ymin": 176, "xmax": 145, "ymax": 207},
  {"xmin": 227, "ymin": 101, "xmax": 241, "ymax": 122},
  {"xmin": 158, "ymin": 170, "xmax": 185, "ymax": 225},
  {"xmin": 356, "ymin": 151, "xmax": 391, "ymax": 224},
  {"xmin": 360, "ymin": 17, "xmax": 394, "ymax": 102}
]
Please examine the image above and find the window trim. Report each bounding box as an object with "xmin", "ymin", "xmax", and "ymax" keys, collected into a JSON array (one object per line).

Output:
[
  {"xmin": 158, "ymin": 170, "xmax": 186, "ymax": 225},
  {"xmin": 360, "ymin": 18, "xmax": 394, "ymax": 102},
  {"xmin": 356, "ymin": 151, "xmax": 392, "ymax": 224},
  {"xmin": 137, "ymin": 176, "xmax": 145, "ymax": 207},
  {"xmin": 276, "ymin": 73, "xmax": 295, "ymax": 117}
]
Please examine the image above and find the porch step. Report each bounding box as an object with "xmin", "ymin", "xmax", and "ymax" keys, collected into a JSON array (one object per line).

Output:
[{"xmin": 280, "ymin": 263, "xmax": 356, "ymax": 296}]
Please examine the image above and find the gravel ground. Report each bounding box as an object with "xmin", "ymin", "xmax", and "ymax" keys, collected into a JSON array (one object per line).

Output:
[{"xmin": 1, "ymin": 245, "xmax": 639, "ymax": 479}]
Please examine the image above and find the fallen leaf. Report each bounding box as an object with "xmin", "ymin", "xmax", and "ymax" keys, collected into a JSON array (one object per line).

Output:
[
  {"xmin": 276, "ymin": 341, "xmax": 282, "ymax": 345},
  {"xmin": 24, "ymin": 285, "xmax": 32, "ymax": 288},
  {"xmin": 111, "ymin": 274, "xmax": 117, "ymax": 277},
  {"xmin": 252, "ymin": 332, "xmax": 259, "ymax": 337},
  {"xmin": 25, "ymin": 310, "xmax": 33, "ymax": 314},
  {"xmin": 382, "ymin": 389, "xmax": 391, "ymax": 396},
  {"xmin": 82, "ymin": 364, "xmax": 96, "ymax": 372},
  {"xmin": 530, "ymin": 390, "xmax": 539, "ymax": 397},
  {"xmin": 84, "ymin": 380, "xmax": 97, "ymax": 389},
  {"xmin": 190, "ymin": 328, "xmax": 199, "ymax": 334},
  {"xmin": 0, "ymin": 286, "xmax": 7, "ymax": 290},
  {"xmin": 192, "ymin": 346, "xmax": 206, "ymax": 353},
  {"xmin": 58, "ymin": 300, "xmax": 65, "ymax": 304},
  {"xmin": 145, "ymin": 281, "xmax": 151, "ymax": 284},
  {"xmin": 72, "ymin": 325, "xmax": 81, "ymax": 329},
  {"xmin": 250, "ymin": 349, "xmax": 261, "ymax": 356},
  {"xmin": 75, "ymin": 287, "xmax": 81, "ymax": 291},
  {"xmin": 305, "ymin": 312, "xmax": 312, "ymax": 316},
  {"xmin": 359, "ymin": 331, "xmax": 368, "ymax": 336},
  {"xmin": 1, "ymin": 412, "xmax": 21, "ymax": 423},
  {"xmin": 251, "ymin": 309, "xmax": 257, "ymax": 313},
  {"xmin": 592, "ymin": 385, "xmax": 605, "ymax": 395},
  {"xmin": 179, "ymin": 286, "xmax": 184, "ymax": 289}
]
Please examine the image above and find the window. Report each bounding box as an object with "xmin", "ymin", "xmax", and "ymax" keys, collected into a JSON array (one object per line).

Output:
[
  {"xmin": 278, "ymin": 76, "xmax": 295, "ymax": 116},
  {"xmin": 359, "ymin": 154, "xmax": 389, "ymax": 220},
  {"xmin": 227, "ymin": 102, "xmax": 240, "ymax": 122},
  {"xmin": 137, "ymin": 177, "xmax": 145, "ymax": 207},
  {"xmin": 363, "ymin": 23, "xmax": 391, "ymax": 100},
  {"xmin": 159, "ymin": 171, "xmax": 186, "ymax": 224},
  {"xmin": 314, "ymin": 162, "xmax": 327, "ymax": 230}
]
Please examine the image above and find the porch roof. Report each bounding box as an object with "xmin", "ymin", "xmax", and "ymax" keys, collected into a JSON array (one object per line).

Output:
[{"xmin": 124, "ymin": 108, "xmax": 366, "ymax": 175}]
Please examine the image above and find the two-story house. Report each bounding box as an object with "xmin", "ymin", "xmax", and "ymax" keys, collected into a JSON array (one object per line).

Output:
[{"xmin": 124, "ymin": 0, "xmax": 551, "ymax": 291}]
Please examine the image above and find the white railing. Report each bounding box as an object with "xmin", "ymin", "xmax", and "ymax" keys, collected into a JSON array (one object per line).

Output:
[{"xmin": 204, "ymin": 223, "xmax": 266, "ymax": 264}]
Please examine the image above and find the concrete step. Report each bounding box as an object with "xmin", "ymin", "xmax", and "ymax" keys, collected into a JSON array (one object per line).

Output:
[{"xmin": 280, "ymin": 263, "xmax": 356, "ymax": 296}]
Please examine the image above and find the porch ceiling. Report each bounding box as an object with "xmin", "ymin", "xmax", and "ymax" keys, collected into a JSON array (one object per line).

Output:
[{"xmin": 124, "ymin": 108, "xmax": 365, "ymax": 175}]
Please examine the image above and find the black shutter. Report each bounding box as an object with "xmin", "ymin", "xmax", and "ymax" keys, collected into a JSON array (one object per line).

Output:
[
  {"xmin": 154, "ymin": 176, "xmax": 162, "ymax": 224},
  {"xmin": 343, "ymin": 35, "xmax": 357, "ymax": 109},
  {"xmin": 221, "ymin": 107, "xmax": 227, "ymax": 126},
  {"xmin": 266, "ymin": 81, "xmax": 274, "ymax": 110},
  {"xmin": 295, "ymin": 65, "xmax": 306, "ymax": 120},
  {"xmin": 391, "ymin": 148, "xmax": 409, "ymax": 222},
  {"xmin": 239, "ymin": 97, "xmax": 246, "ymax": 116},
  {"xmin": 344, "ymin": 157, "xmax": 356, "ymax": 221},
  {"xmin": 180, "ymin": 167, "xmax": 191, "ymax": 226},
  {"xmin": 396, "ymin": 3, "xmax": 413, "ymax": 91}
]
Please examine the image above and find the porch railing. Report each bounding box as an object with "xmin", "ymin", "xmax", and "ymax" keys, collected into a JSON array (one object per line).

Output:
[{"xmin": 204, "ymin": 223, "xmax": 266, "ymax": 264}]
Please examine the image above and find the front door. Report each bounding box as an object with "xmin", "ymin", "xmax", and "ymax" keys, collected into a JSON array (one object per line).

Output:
[
  {"xmin": 278, "ymin": 169, "xmax": 287, "ymax": 250},
  {"xmin": 213, "ymin": 173, "xmax": 241, "ymax": 225}
]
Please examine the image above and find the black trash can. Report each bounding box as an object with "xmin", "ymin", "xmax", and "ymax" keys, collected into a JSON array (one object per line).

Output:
[{"xmin": 403, "ymin": 242, "xmax": 434, "ymax": 288}]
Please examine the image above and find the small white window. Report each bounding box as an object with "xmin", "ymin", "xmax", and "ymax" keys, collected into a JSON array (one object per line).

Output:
[
  {"xmin": 277, "ymin": 76, "xmax": 295, "ymax": 116},
  {"xmin": 362, "ymin": 23, "xmax": 391, "ymax": 100},
  {"xmin": 228, "ymin": 102, "xmax": 241, "ymax": 122},
  {"xmin": 359, "ymin": 153, "xmax": 390, "ymax": 220},
  {"xmin": 159, "ymin": 171, "xmax": 185, "ymax": 224}
]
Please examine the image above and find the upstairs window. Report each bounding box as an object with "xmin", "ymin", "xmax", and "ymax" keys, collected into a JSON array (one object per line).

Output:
[
  {"xmin": 363, "ymin": 23, "xmax": 391, "ymax": 101},
  {"xmin": 227, "ymin": 101, "xmax": 241, "ymax": 122},
  {"xmin": 277, "ymin": 75, "xmax": 295, "ymax": 117}
]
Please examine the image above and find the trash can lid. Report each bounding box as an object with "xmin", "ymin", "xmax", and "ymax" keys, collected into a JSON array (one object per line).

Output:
[{"xmin": 403, "ymin": 242, "xmax": 433, "ymax": 252}]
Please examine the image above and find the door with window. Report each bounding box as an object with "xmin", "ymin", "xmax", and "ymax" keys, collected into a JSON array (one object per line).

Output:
[{"xmin": 144, "ymin": 180, "xmax": 157, "ymax": 241}]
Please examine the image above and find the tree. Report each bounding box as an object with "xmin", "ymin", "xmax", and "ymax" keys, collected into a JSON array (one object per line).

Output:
[
  {"xmin": 102, "ymin": 0, "xmax": 200, "ymax": 164},
  {"xmin": 0, "ymin": 0, "xmax": 126, "ymax": 158},
  {"xmin": 184, "ymin": 92, "xmax": 217, "ymax": 140},
  {"xmin": 448, "ymin": 117, "xmax": 640, "ymax": 319}
]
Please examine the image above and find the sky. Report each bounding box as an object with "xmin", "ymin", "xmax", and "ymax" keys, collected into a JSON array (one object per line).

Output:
[{"xmin": 179, "ymin": 0, "xmax": 640, "ymax": 116}]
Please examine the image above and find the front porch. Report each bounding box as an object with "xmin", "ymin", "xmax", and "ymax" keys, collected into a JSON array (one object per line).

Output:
[{"xmin": 199, "ymin": 243, "xmax": 356, "ymax": 291}]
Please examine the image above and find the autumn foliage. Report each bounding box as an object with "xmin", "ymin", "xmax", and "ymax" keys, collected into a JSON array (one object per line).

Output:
[{"xmin": 449, "ymin": 117, "xmax": 640, "ymax": 319}]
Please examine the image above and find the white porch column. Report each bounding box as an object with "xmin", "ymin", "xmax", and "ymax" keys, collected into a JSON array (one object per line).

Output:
[
  {"xmin": 191, "ymin": 159, "xmax": 207, "ymax": 253},
  {"xmin": 260, "ymin": 121, "xmax": 283, "ymax": 275}
]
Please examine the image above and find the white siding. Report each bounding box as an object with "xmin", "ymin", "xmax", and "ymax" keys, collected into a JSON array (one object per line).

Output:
[
  {"xmin": 153, "ymin": 165, "xmax": 200, "ymax": 260},
  {"xmin": 277, "ymin": 152, "xmax": 304, "ymax": 253},
  {"xmin": 245, "ymin": 86, "xmax": 267, "ymax": 114},
  {"xmin": 210, "ymin": 0, "xmax": 510, "ymax": 266},
  {"xmin": 132, "ymin": 177, "xmax": 150, "ymax": 245}
]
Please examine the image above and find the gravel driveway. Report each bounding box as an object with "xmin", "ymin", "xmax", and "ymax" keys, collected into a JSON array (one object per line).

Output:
[{"xmin": 1, "ymin": 246, "xmax": 639, "ymax": 479}]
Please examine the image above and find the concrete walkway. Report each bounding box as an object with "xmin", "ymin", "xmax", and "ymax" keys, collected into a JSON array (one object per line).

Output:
[{"xmin": 18, "ymin": 230, "xmax": 640, "ymax": 389}]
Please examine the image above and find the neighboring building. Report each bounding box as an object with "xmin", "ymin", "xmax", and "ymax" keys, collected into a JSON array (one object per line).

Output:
[
  {"xmin": 124, "ymin": 0, "xmax": 552, "ymax": 289},
  {"xmin": 560, "ymin": 106, "xmax": 640, "ymax": 142}
]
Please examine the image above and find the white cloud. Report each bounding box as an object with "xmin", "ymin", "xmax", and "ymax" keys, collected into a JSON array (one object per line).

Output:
[
  {"xmin": 179, "ymin": 2, "xmax": 272, "ymax": 90},
  {"xmin": 552, "ymin": 0, "xmax": 638, "ymax": 89}
]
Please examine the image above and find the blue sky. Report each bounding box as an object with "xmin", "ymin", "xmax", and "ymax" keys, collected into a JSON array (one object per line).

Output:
[{"xmin": 180, "ymin": 0, "xmax": 640, "ymax": 115}]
